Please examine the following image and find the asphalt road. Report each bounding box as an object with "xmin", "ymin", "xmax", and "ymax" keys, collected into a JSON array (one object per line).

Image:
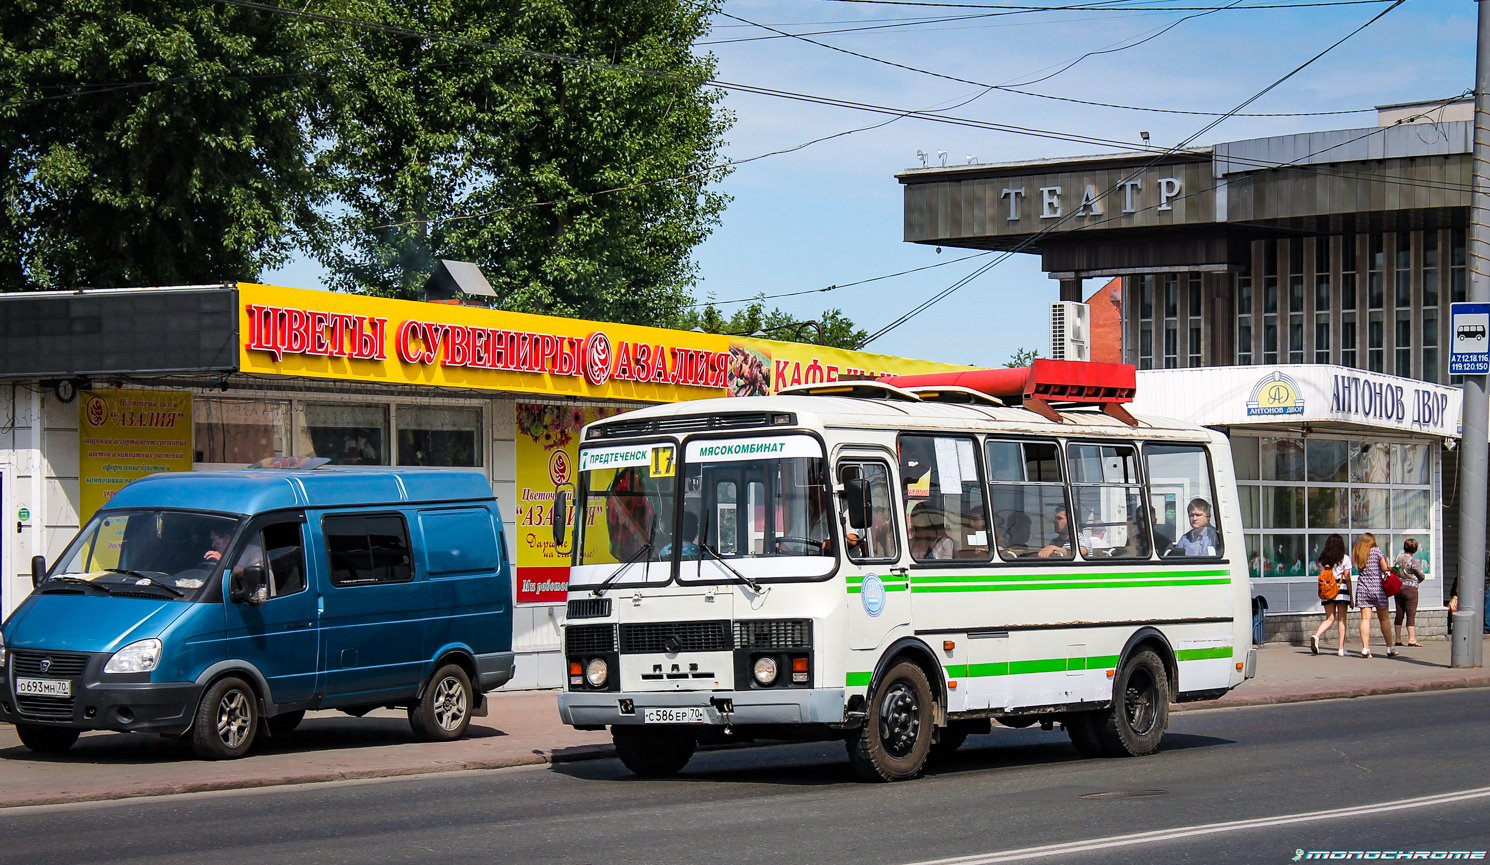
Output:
[{"xmin": 3, "ymin": 689, "xmax": 1489, "ymax": 865}]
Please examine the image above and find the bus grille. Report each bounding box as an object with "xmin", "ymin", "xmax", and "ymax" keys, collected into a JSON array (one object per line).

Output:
[
  {"xmin": 565, "ymin": 624, "xmax": 616, "ymax": 654},
  {"xmin": 734, "ymin": 619, "xmax": 813, "ymax": 650},
  {"xmin": 618, "ymin": 621, "xmax": 731, "ymax": 653},
  {"xmin": 566, "ymin": 598, "xmax": 612, "ymax": 619},
  {"xmin": 10, "ymin": 650, "xmax": 89, "ymax": 677}
]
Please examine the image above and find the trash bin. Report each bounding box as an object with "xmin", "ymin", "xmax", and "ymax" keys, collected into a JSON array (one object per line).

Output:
[{"xmin": 1251, "ymin": 595, "xmax": 1269, "ymax": 645}]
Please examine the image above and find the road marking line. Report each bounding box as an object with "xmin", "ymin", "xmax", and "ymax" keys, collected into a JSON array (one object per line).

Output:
[{"xmin": 902, "ymin": 784, "xmax": 1490, "ymax": 865}]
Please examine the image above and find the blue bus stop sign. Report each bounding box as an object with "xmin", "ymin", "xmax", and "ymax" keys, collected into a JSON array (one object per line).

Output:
[{"xmin": 1450, "ymin": 302, "xmax": 1490, "ymax": 375}]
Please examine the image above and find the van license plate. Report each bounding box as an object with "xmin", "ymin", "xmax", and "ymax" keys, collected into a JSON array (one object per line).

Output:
[
  {"xmin": 15, "ymin": 678, "xmax": 71, "ymax": 698},
  {"xmin": 643, "ymin": 707, "xmax": 707, "ymax": 724}
]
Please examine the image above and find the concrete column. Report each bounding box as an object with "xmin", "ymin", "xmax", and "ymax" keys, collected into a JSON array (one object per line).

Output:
[{"xmin": 1059, "ymin": 277, "xmax": 1084, "ymax": 302}]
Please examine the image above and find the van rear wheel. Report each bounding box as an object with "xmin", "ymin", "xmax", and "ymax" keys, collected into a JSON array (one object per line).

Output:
[
  {"xmin": 191, "ymin": 676, "xmax": 258, "ymax": 760},
  {"xmin": 16, "ymin": 724, "xmax": 79, "ymax": 754},
  {"xmin": 409, "ymin": 664, "xmax": 473, "ymax": 742}
]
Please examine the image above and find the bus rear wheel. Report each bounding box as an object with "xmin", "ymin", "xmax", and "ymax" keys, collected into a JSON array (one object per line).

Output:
[
  {"xmin": 612, "ymin": 725, "xmax": 696, "ymax": 777},
  {"xmin": 846, "ymin": 660, "xmax": 937, "ymax": 782},
  {"xmin": 1092, "ymin": 649, "xmax": 1170, "ymax": 757},
  {"xmin": 1063, "ymin": 712, "xmax": 1106, "ymax": 758}
]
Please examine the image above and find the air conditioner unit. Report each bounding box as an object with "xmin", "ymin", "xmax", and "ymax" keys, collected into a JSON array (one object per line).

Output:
[{"xmin": 1050, "ymin": 301, "xmax": 1090, "ymax": 362}]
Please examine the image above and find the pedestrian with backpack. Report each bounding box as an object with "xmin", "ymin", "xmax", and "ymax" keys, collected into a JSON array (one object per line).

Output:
[
  {"xmin": 1352, "ymin": 533, "xmax": 1397, "ymax": 658},
  {"xmin": 1310, "ymin": 533, "xmax": 1352, "ymax": 656}
]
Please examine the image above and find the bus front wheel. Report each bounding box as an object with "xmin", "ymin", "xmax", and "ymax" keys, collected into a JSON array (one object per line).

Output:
[
  {"xmin": 847, "ymin": 660, "xmax": 937, "ymax": 782},
  {"xmin": 1092, "ymin": 649, "xmax": 1170, "ymax": 757},
  {"xmin": 612, "ymin": 725, "xmax": 696, "ymax": 777}
]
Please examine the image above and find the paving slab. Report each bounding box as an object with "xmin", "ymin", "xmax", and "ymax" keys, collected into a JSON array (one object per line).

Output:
[{"xmin": 2, "ymin": 636, "xmax": 1487, "ymax": 807}]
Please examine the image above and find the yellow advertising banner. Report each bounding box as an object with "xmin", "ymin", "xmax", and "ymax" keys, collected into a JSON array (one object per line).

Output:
[
  {"xmin": 511, "ymin": 402, "xmax": 623, "ymax": 603},
  {"xmin": 78, "ymin": 389, "xmax": 193, "ymax": 522},
  {"xmin": 237, "ymin": 283, "xmax": 970, "ymax": 401}
]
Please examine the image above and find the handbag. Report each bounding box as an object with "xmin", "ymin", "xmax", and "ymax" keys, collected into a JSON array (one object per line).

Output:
[{"xmin": 1380, "ymin": 561, "xmax": 1403, "ymax": 597}]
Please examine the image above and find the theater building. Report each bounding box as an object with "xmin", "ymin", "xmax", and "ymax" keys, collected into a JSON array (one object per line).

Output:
[
  {"xmin": 900, "ymin": 98, "xmax": 1475, "ymax": 638},
  {"xmin": 0, "ymin": 282, "xmax": 967, "ymax": 687}
]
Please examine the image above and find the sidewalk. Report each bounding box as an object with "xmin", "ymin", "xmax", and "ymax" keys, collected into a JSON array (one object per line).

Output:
[{"xmin": 2, "ymin": 636, "xmax": 1486, "ymax": 808}]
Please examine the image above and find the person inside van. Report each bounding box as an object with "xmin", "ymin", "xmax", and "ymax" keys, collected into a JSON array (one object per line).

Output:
[{"xmin": 202, "ymin": 527, "xmax": 233, "ymax": 564}]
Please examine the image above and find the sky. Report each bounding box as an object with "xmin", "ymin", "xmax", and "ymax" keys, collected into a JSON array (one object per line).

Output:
[{"xmin": 263, "ymin": 0, "xmax": 1477, "ymax": 368}]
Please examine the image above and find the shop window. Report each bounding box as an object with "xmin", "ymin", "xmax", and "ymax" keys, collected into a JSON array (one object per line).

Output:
[
  {"xmin": 986, "ymin": 439, "xmax": 1070, "ymax": 561},
  {"xmin": 1144, "ymin": 444, "xmax": 1222, "ymax": 558},
  {"xmin": 1350, "ymin": 489, "xmax": 1388, "ymax": 526},
  {"xmin": 397, "ymin": 405, "xmax": 482, "ymax": 467},
  {"xmin": 1067, "ymin": 443, "xmax": 1150, "ymax": 559},
  {"xmin": 300, "ymin": 403, "xmax": 389, "ymax": 466},
  {"xmin": 900, "ymin": 435, "xmax": 990, "ymax": 563},
  {"xmin": 1305, "ymin": 488, "xmax": 1345, "ymax": 529},
  {"xmin": 1262, "ymin": 534, "xmax": 1306, "ymax": 576},
  {"xmin": 1394, "ymin": 443, "xmax": 1431, "ymax": 485},
  {"xmin": 1260, "ymin": 437, "xmax": 1304, "ymax": 481},
  {"xmin": 194, "ymin": 399, "xmax": 289, "ymax": 465},
  {"xmin": 1306, "ymin": 439, "xmax": 1348, "ymax": 482},
  {"xmin": 1350, "ymin": 442, "xmax": 1390, "ymax": 484},
  {"xmin": 1264, "ymin": 487, "xmax": 1305, "ymax": 528}
]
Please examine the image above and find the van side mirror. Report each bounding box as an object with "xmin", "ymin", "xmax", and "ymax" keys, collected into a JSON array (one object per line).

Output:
[
  {"xmin": 31, "ymin": 556, "xmax": 47, "ymax": 588},
  {"xmin": 844, "ymin": 479, "xmax": 871, "ymax": 530},
  {"xmin": 552, "ymin": 489, "xmax": 569, "ymax": 549},
  {"xmin": 231, "ymin": 565, "xmax": 267, "ymax": 606}
]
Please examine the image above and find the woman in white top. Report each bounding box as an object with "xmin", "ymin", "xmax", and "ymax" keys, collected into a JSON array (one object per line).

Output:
[{"xmin": 1309, "ymin": 533, "xmax": 1352, "ymax": 656}]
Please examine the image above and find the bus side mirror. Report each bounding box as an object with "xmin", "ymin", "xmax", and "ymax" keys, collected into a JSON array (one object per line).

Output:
[
  {"xmin": 31, "ymin": 556, "xmax": 46, "ymax": 588},
  {"xmin": 231, "ymin": 565, "xmax": 266, "ymax": 606},
  {"xmin": 844, "ymin": 479, "xmax": 871, "ymax": 529},
  {"xmin": 552, "ymin": 489, "xmax": 569, "ymax": 549}
]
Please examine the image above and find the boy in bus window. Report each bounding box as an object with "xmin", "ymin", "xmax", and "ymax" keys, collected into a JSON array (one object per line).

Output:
[{"xmin": 1172, "ymin": 498, "xmax": 1219, "ymax": 557}]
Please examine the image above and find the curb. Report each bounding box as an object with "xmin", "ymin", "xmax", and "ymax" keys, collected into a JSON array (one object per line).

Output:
[
  {"xmin": 1171, "ymin": 674, "xmax": 1490, "ymax": 712},
  {"xmin": 6, "ymin": 677, "xmax": 1490, "ymax": 809}
]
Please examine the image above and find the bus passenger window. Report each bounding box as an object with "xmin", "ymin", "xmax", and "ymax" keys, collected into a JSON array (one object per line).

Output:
[
  {"xmin": 1067, "ymin": 443, "xmax": 1151, "ymax": 559},
  {"xmin": 1144, "ymin": 444, "xmax": 1224, "ymax": 558},
  {"xmin": 986, "ymin": 440, "xmax": 1071, "ymax": 560},
  {"xmin": 838, "ymin": 462, "xmax": 898, "ymax": 562},
  {"xmin": 900, "ymin": 435, "xmax": 990, "ymax": 563}
]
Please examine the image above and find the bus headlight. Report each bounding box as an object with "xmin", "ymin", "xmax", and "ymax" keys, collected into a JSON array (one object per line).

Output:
[
  {"xmin": 585, "ymin": 658, "xmax": 609, "ymax": 688},
  {"xmin": 753, "ymin": 656, "xmax": 779, "ymax": 686}
]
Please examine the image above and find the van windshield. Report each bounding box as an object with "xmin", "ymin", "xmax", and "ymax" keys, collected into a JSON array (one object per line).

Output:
[{"xmin": 44, "ymin": 510, "xmax": 242, "ymax": 602}]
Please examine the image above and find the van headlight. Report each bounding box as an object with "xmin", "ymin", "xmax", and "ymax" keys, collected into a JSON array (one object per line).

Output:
[
  {"xmin": 104, "ymin": 639, "xmax": 162, "ymax": 674},
  {"xmin": 585, "ymin": 658, "xmax": 608, "ymax": 688}
]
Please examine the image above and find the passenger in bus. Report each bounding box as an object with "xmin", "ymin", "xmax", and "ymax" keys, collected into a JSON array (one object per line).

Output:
[
  {"xmin": 846, "ymin": 506, "xmax": 893, "ymax": 559},
  {"xmin": 1081, "ymin": 524, "xmax": 1113, "ymax": 556},
  {"xmin": 909, "ymin": 505, "xmax": 956, "ymax": 560},
  {"xmin": 1036, "ymin": 506, "xmax": 1077, "ymax": 558},
  {"xmin": 659, "ymin": 511, "xmax": 700, "ymax": 559},
  {"xmin": 1172, "ymin": 498, "xmax": 1219, "ymax": 557}
]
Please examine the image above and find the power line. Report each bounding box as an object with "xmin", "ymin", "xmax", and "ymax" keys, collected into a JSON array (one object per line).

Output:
[
  {"xmin": 687, "ymin": 251, "xmax": 996, "ymax": 308},
  {"xmin": 819, "ymin": 0, "xmax": 1398, "ymax": 9},
  {"xmin": 857, "ymin": 0, "xmax": 1407, "ymax": 347}
]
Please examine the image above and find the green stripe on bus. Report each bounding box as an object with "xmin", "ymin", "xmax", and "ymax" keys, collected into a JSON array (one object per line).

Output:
[
  {"xmin": 910, "ymin": 578, "xmax": 1230, "ymax": 593},
  {"xmin": 853, "ymin": 646, "xmax": 1232, "ymax": 688},
  {"xmin": 909, "ymin": 569, "xmax": 1229, "ymax": 584},
  {"xmin": 1175, "ymin": 646, "xmax": 1234, "ymax": 661},
  {"xmin": 846, "ymin": 672, "xmax": 872, "ymax": 687}
]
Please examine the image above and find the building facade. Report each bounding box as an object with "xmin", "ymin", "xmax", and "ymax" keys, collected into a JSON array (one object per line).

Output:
[{"xmin": 900, "ymin": 98, "xmax": 1477, "ymax": 631}]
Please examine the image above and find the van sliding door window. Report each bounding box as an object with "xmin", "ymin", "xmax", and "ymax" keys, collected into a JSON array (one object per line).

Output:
[{"xmin": 324, "ymin": 514, "xmax": 414, "ymax": 586}]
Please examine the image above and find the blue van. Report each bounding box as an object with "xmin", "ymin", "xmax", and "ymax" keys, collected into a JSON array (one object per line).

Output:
[{"xmin": 0, "ymin": 468, "xmax": 513, "ymax": 759}]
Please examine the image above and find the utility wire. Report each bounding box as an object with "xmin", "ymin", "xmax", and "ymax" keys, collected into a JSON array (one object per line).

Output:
[
  {"xmin": 819, "ymin": 0, "xmax": 1398, "ymax": 9},
  {"xmin": 857, "ymin": 0, "xmax": 1407, "ymax": 347},
  {"xmin": 687, "ymin": 251, "xmax": 996, "ymax": 308}
]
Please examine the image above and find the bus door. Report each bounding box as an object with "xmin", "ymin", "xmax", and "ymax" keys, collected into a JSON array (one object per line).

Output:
[{"xmin": 837, "ymin": 457, "xmax": 908, "ymax": 651}]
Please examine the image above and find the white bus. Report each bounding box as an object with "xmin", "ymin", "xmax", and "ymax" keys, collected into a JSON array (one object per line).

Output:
[{"xmin": 555, "ymin": 370, "xmax": 1255, "ymax": 781}]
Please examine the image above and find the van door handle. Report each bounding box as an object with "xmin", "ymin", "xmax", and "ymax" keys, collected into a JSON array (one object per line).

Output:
[{"xmin": 285, "ymin": 622, "xmax": 312, "ymax": 630}]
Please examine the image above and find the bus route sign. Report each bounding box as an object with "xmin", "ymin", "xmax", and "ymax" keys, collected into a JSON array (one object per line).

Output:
[{"xmin": 1450, "ymin": 302, "xmax": 1490, "ymax": 375}]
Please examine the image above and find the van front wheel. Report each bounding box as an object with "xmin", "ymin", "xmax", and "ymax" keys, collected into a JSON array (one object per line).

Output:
[
  {"xmin": 16, "ymin": 724, "xmax": 79, "ymax": 754},
  {"xmin": 191, "ymin": 676, "xmax": 258, "ymax": 760},
  {"xmin": 409, "ymin": 664, "xmax": 473, "ymax": 742}
]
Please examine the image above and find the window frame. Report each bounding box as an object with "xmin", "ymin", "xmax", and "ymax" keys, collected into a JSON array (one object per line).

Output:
[
  {"xmin": 984, "ymin": 435, "xmax": 1075, "ymax": 565},
  {"xmin": 897, "ymin": 432, "xmax": 993, "ymax": 567},
  {"xmin": 321, "ymin": 510, "xmax": 416, "ymax": 587},
  {"xmin": 1142, "ymin": 441, "xmax": 1227, "ymax": 562},
  {"xmin": 836, "ymin": 458, "xmax": 902, "ymax": 566},
  {"xmin": 1064, "ymin": 438, "xmax": 1155, "ymax": 562}
]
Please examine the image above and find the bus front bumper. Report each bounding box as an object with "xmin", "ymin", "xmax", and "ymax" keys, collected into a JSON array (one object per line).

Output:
[{"xmin": 559, "ymin": 688, "xmax": 847, "ymax": 727}]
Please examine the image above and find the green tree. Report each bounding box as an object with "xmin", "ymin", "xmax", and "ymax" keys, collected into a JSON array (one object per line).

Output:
[
  {"xmin": 679, "ymin": 297, "xmax": 869, "ymax": 349},
  {"xmin": 0, "ymin": 1, "xmax": 323, "ymax": 290},
  {"xmin": 311, "ymin": 0, "xmax": 731, "ymax": 326},
  {"xmin": 1004, "ymin": 347, "xmax": 1042, "ymax": 367}
]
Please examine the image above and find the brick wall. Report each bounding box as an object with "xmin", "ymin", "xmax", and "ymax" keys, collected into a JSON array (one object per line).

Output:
[{"xmin": 1085, "ymin": 277, "xmax": 1124, "ymax": 364}]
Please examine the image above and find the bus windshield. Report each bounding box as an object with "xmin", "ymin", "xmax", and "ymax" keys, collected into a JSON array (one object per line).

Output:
[
  {"xmin": 677, "ymin": 435, "xmax": 835, "ymax": 581},
  {"xmin": 574, "ymin": 442, "xmax": 678, "ymax": 579}
]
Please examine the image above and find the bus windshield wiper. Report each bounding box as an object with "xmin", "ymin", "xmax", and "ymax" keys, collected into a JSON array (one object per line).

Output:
[
  {"xmin": 104, "ymin": 569, "xmax": 184, "ymax": 597},
  {"xmin": 592, "ymin": 516, "xmax": 657, "ymax": 597},
  {"xmin": 699, "ymin": 543, "xmax": 761, "ymax": 593}
]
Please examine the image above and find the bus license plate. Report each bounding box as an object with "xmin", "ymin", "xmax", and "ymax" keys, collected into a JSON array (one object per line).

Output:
[
  {"xmin": 15, "ymin": 678, "xmax": 71, "ymax": 698},
  {"xmin": 643, "ymin": 707, "xmax": 707, "ymax": 724}
]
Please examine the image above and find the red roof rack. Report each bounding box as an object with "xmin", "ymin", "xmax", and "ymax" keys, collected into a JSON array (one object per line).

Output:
[{"xmin": 879, "ymin": 359, "xmax": 1138, "ymax": 425}]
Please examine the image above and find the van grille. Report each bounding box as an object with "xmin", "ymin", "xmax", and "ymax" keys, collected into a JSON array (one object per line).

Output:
[
  {"xmin": 588, "ymin": 412, "xmax": 788, "ymax": 439},
  {"xmin": 566, "ymin": 598, "xmax": 612, "ymax": 619},
  {"xmin": 734, "ymin": 619, "xmax": 813, "ymax": 650},
  {"xmin": 15, "ymin": 695, "xmax": 73, "ymax": 720},
  {"xmin": 10, "ymin": 650, "xmax": 89, "ymax": 678},
  {"xmin": 565, "ymin": 624, "xmax": 616, "ymax": 654},
  {"xmin": 619, "ymin": 620, "xmax": 732, "ymax": 654}
]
